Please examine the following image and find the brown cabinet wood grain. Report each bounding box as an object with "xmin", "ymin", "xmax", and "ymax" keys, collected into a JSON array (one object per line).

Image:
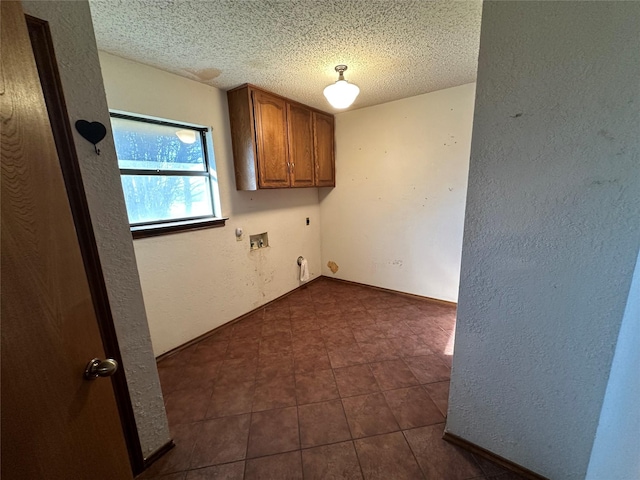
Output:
[
  {"xmin": 287, "ymin": 103, "xmax": 315, "ymax": 187},
  {"xmin": 313, "ymin": 112, "xmax": 336, "ymax": 187},
  {"xmin": 253, "ymin": 90, "xmax": 290, "ymax": 188},
  {"xmin": 227, "ymin": 84, "xmax": 335, "ymax": 190}
]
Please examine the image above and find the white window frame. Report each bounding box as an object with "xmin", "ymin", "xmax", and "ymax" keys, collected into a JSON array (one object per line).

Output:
[{"xmin": 110, "ymin": 112, "xmax": 226, "ymax": 238}]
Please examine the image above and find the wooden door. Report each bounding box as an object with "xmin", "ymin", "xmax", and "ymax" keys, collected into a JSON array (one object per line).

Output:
[
  {"xmin": 0, "ymin": 3, "xmax": 133, "ymax": 479},
  {"xmin": 287, "ymin": 103, "xmax": 315, "ymax": 187},
  {"xmin": 253, "ymin": 90, "xmax": 290, "ymax": 188},
  {"xmin": 313, "ymin": 112, "xmax": 335, "ymax": 187}
]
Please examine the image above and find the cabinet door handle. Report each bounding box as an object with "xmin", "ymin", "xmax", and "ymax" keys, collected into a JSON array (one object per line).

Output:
[{"xmin": 291, "ymin": 162, "xmax": 295, "ymax": 171}]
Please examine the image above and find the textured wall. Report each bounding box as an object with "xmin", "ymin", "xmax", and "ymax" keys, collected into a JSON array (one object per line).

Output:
[
  {"xmin": 320, "ymin": 83, "xmax": 475, "ymax": 302},
  {"xmin": 586, "ymin": 250, "xmax": 640, "ymax": 480},
  {"xmin": 98, "ymin": 52, "xmax": 322, "ymax": 356},
  {"xmin": 21, "ymin": 1, "xmax": 170, "ymax": 459},
  {"xmin": 447, "ymin": 2, "xmax": 640, "ymax": 479}
]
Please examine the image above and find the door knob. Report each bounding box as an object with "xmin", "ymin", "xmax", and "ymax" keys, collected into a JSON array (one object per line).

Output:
[{"xmin": 84, "ymin": 358, "xmax": 118, "ymax": 380}]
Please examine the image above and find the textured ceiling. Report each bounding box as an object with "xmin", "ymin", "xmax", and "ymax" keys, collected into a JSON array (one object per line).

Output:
[{"xmin": 89, "ymin": 0, "xmax": 482, "ymax": 112}]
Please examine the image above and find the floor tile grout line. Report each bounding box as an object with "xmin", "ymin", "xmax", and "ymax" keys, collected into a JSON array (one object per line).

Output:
[
  {"xmin": 293, "ymin": 361, "xmax": 303, "ymax": 463},
  {"xmin": 173, "ymin": 376, "xmax": 448, "ymax": 421},
  {"xmin": 166, "ymin": 354, "xmax": 448, "ymax": 418},
  {"xmin": 350, "ymin": 437, "xmax": 367, "ymax": 480},
  {"xmin": 421, "ymin": 383, "xmax": 449, "ymax": 419},
  {"xmin": 245, "ymin": 445, "xmax": 301, "ymax": 462},
  {"xmin": 158, "ymin": 280, "xmax": 459, "ymax": 479},
  {"xmin": 241, "ymin": 316, "xmax": 261, "ymax": 480},
  {"xmin": 401, "ymin": 428, "xmax": 429, "ymax": 479},
  {"xmin": 181, "ymin": 421, "xmax": 203, "ymax": 478},
  {"xmin": 178, "ymin": 458, "xmax": 247, "ymax": 476},
  {"xmin": 336, "ymin": 370, "xmax": 358, "ymax": 445},
  {"xmin": 469, "ymin": 450, "xmax": 492, "ymax": 478},
  {"xmin": 180, "ymin": 425, "xmax": 450, "ymax": 475},
  {"xmin": 298, "ymin": 447, "xmax": 305, "ymax": 480},
  {"xmin": 288, "ymin": 300, "xmax": 305, "ymax": 480}
]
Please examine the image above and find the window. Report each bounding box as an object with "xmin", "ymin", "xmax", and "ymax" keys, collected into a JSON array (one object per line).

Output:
[{"xmin": 110, "ymin": 113, "xmax": 225, "ymax": 237}]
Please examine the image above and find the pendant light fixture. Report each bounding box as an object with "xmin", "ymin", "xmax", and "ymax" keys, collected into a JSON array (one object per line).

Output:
[{"xmin": 323, "ymin": 65, "xmax": 360, "ymax": 109}]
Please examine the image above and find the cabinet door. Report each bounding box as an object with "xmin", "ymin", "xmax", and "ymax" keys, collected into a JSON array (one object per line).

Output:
[
  {"xmin": 313, "ymin": 112, "xmax": 335, "ymax": 187},
  {"xmin": 287, "ymin": 103, "xmax": 315, "ymax": 187},
  {"xmin": 253, "ymin": 90, "xmax": 290, "ymax": 188}
]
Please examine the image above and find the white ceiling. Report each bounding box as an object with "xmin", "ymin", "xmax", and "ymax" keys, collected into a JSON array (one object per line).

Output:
[{"xmin": 89, "ymin": 0, "xmax": 482, "ymax": 112}]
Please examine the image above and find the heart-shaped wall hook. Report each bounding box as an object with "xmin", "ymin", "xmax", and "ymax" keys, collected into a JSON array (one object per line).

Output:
[{"xmin": 75, "ymin": 120, "xmax": 107, "ymax": 155}]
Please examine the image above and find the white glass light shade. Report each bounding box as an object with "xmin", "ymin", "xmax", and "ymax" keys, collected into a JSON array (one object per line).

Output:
[
  {"xmin": 176, "ymin": 129, "xmax": 197, "ymax": 144},
  {"xmin": 323, "ymin": 79, "xmax": 360, "ymax": 109}
]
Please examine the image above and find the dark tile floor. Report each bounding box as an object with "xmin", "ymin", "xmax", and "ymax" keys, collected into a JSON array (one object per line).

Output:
[{"xmin": 143, "ymin": 278, "xmax": 524, "ymax": 480}]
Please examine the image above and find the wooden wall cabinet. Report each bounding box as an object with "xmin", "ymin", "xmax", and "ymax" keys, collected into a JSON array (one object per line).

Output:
[
  {"xmin": 227, "ymin": 84, "xmax": 335, "ymax": 190},
  {"xmin": 313, "ymin": 112, "xmax": 335, "ymax": 187}
]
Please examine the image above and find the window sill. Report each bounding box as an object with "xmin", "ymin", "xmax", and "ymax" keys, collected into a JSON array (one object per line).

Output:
[{"xmin": 131, "ymin": 217, "xmax": 227, "ymax": 239}]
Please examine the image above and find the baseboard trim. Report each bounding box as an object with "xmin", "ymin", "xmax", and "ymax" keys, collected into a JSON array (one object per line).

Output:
[
  {"xmin": 322, "ymin": 276, "xmax": 457, "ymax": 307},
  {"xmin": 442, "ymin": 432, "xmax": 548, "ymax": 480},
  {"xmin": 156, "ymin": 276, "xmax": 323, "ymax": 362},
  {"xmin": 156, "ymin": 275, "xmax": 455, "ymax": 363},
  {"xmin": 142, "ymin": 439, "xmax": 175, "ymax": 471}
]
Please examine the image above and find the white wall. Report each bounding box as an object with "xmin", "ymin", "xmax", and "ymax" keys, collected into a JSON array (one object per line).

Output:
[
  {"xmin": 21, "ymin": 1, "xmax": 170, "ymax": 459},
  {"xmin": 586, "ymin": 250, "xmax": 640, "ymax": 480},
  {"xmin": 447, "ymin": 2, "xmax": 640, "ymax": 479},
  {"xmin": 98, "ymin": 52, "xmax": 322, "ymax": 356},
  {"xmin": 320, "ymin": 83, "xmax": 475, "ymax": 302}
]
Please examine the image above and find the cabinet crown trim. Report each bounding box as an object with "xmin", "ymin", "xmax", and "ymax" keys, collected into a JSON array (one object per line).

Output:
[{"xmin": 228, "ymin": 83, "xmax": 334, "ymax": 116}]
